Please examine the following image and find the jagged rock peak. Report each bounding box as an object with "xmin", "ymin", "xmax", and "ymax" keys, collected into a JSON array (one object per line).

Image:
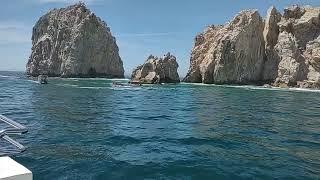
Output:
[
  {"xmin": 131, "ymin": 53, "xmax": 180, "ymax": 84},
  {"xmin": 184, "ymin": 5, "xmax": 320, "ymax": 89},
  {"xmin": 227, "ymin": 9, "xmax": 261, "ymax": 29},
  {"xmin": 184, "ymin": 9, "xmax": 265, "ymax": 84},
  {"xmin": 26, "ymin": 2, "xmax": 124, "ymax": 78},
  {"xmin": 264, "ymin": 6, "xmax": 282, "ymax": 48},
  {"xmin": 283, "ymin": 5, "xmax": 306, "ymax": 19}
]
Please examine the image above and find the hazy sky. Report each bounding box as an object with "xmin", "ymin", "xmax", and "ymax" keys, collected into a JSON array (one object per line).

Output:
[{"xmin": 0, "ymin": 0, "xmax": 319, "ymax": 76}]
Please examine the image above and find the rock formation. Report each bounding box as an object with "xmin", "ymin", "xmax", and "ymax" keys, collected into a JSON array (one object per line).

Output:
[
  {"xmin": 273, "ymin": 5, "xmax": 320, "ymax": 88},
  {"xmin": 26, "ymin": 3, "xmax": 124, "ymax": 78},
  {"xmin": 263, "ymin": 6, "xmax": 282, "ymax": 81},
  {"xmin": 131, "ymin": 53, "xmax": 180, "ymax": 84},
  {"xmin": 184, "ymin": 5, "xmax": 320, "ymax": 89},
  {"xmin": 184, "ymin": 10, "xmax": 265, "ymax": 84}
]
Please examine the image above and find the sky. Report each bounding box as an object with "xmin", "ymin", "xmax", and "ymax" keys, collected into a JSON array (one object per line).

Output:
[{"xmin": 0, "ymin": 0, "xmax": 319, "ymax": 77}]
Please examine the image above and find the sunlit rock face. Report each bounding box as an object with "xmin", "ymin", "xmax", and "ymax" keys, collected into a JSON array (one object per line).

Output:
[
  {"xmin": 184, "ymin": 5, "xmax": 320, "ymax": 88},
  {"xmin": 273, "ymin": 5, "xmax": 320, "ymax": 88},
  {"xmin": 184, "ymin": 10, "xmax": 265, "ymax": 84},
  {"xmin": 131, "ymin": 53, "xmax": 180, "ymax": 84},
  {"xmin": 26, "ymin": 3, "xmax": 124, "ymax": 78}
]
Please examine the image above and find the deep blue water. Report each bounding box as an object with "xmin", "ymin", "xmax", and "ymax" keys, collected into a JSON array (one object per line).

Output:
[{"xmin": 0, "ymin": 71, "xmax": 320, "ymax": 180}]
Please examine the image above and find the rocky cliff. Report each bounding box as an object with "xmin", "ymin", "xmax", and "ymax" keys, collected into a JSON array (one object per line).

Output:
[
  {"xmin": 26, "ymin": 3, "xmax": 124, "ymax": 78},
  {"xmin": 184, "ymin": 5, "xmax": 320, "ymax": 88},
  {"xmin": 131, "ymin": 53, "xmax": 180, "ymax": 84}
]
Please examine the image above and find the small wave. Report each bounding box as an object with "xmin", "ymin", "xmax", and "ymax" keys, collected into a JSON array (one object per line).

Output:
[
  {"xmin": 56, "ymin": 84, "xmax": 79, "ymax": 87},
  {"xmin": 61, "ymin": 78, "xmax": 79, "ymax": 82},
  {"xmin": 27, "ymin": 80, "xmax": 39, "ymax": 84},
  {"xmin": 183, "ymin": 82, "xmax": 320, "ymax": 93},
  {"xmin": 109, "ymin": 87, "xmax": 142, "ymax": 91},
  {"xmin": 78, "ymin": 87, "xmax": 109, "ymax": 89},
  {"xmin": 223, "ymin": 85, "xmax": 320, "ymax": 93},
  {"xmin": 287, "ymin": 87, "xmax": 320, "ymax": 93},
  {"xmin": 109, "ymin": 78, "xmax": 130, "ymax": 81},
  {"xmin": 181, "ymin": 82, "xmax": 212, "ymax": 86},
  {"xmin": 239, "ymin": 86, "xmax": 320, "ymax": 93},
  {"xmin": 0, "ymin": 75, "xmax": 18, "ymax": 79},
  {"xmin": 49, "ymin": 77, "xmax": 129, "ymax": 81}
]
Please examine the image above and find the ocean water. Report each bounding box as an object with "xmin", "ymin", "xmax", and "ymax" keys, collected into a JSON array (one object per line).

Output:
[{"xmin": 0, "ymin": 71, "xmax": 320, "ymax": 180}]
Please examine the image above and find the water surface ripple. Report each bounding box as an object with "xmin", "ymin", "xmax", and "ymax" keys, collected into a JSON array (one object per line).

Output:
[{"xmin": 0, "ymin": 71, "xmax": 319, "ymax": 179}]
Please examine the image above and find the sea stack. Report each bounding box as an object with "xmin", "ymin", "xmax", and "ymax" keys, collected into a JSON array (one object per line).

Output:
[
  {"xmin": 184, "ymin": 5, "xmax": 320, "ymax": 89},
  {"xmin": 26, "ymin": 3, "xmax": 124, "ymax": 78},
  {"xmin": 183, "ymin": 10, "xmax": 265, "ymax": 84},
  {"xmin": 131, "ymin": 53, "xmax": 180, "ymax": 84}
]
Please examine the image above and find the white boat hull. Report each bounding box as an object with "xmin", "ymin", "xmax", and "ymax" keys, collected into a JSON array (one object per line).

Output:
[{"xmin": 0, "ymin": 157, "xmax": 32, "ymax": 180}]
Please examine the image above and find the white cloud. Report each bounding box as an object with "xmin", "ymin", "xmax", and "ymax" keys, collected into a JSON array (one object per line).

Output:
[{"xmin": 0, "ymin": 21, "xmax": 31, "ymax": 45}]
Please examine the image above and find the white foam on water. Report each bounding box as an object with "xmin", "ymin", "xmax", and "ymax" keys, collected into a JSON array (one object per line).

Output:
[
  {"xmin": 183, "ymin": 82, "xmax": 320, "ymax": 93},
  {"xmin": 78, "ymin": 86, "xmax": 109, "ymax": 89},
  {"xmin": 226, "ymin": 85, "xmax": 320, "ymax": 93},
  {"xmin": 109, "ymin": 78, "xmax": 130, "ymax": 81},
  {"xmin": 287, "ymin": 87, "xmax": 320, "ymax": 93},
  {"xmin": 109, "ymin": 87, "xmax": 142, "ymax": 91},
  {"xmin": 48, "ymin": 77, "xmax": 129, "ymax": 81},
  {"xmin": 61, "ymin": 78, "xmax": 79, "ymax": 82},
  {"xmin": 0, "ymin": 75, "xmax": 18, "ymax": 79},
  {"xmin": 71, "ymin": 78, "xmax": 129, "ymax": 81},
  {"xmin": 180, "ymin": 82, "xmax": 212, "ymax": 86},
  {"xmin": 27, "ymin": 80, "xmax": 39, "ymax": 84},
  {"xmin": 56, "ymin": 84, "xmax": 79, "ymax": 88}
]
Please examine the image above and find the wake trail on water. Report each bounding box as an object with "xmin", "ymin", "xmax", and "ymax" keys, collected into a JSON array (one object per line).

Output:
[
  {"xmin": 78, "ymin": 87, "xmax": 110, "ymax": 89},
  {"xmin": 25, "ymin": 79, "xmax": 320, "ymax": 93},
  {"xmin": 54, "ymin": 83, "xmax": 142, "ymax": 90},
  {"xmin": 109, "ymin": 87, "xmax": 142, "ymax": 91},
  {"xmin": 27, "ymin": 80, "xmax": 39, "ymax": 84},
  {"xmin": 59, "ymin": 78, "xmax": 129, "ymax": 81},
  {"xmin": 0, "ymin": 75, "xmax": 19, "ymax": 79},
  {"xmin": 56, "ymin": 83, "xmax": 79, "ymax": 87}
]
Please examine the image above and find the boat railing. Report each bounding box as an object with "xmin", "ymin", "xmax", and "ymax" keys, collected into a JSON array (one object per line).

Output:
[{"xmin": 0, "ymin": 114, "xmax": 28, "ymax": 156}]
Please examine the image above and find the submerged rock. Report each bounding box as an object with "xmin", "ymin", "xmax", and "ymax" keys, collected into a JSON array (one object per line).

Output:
[
  {"xmin": 184, "ymin": 5, "xmax": 320, "ymax": 89},
  {"xmin": 38, "ymin": 75, "xmax": 48, "ymax": 84},
  {"xmin": 131, "ymin": 53, "xmax": 180, "ymax": 84},
  {"xmin": 26, "ymin": 3, "xmax": 124, "ymax": 78}
]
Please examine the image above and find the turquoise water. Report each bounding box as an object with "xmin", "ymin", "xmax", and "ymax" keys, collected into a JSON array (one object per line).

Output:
[{"xmin": 0, "ymin": 71, "xmax": 320, "ymax": 179}]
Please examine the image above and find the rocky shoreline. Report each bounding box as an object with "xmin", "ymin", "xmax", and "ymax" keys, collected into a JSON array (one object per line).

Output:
[
  {"xmin": 184, "ymin": 5, "xmax": 320, "ymax": 89},
  {"xmin": 26, "ymin": 3, "xmax": 320, "ymax": 89}
]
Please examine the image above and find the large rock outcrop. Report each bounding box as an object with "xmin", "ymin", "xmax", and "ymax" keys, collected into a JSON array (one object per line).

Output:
[
  {"xmin": 273, "ymin": 5, "xmax": 320, "ymax": 88},
  {"xmin": 184, "ymin": 10, "xmax": 265, "ymax": 84},
  {"xmin": 131, "ymin": 53, "xmax": 180, "ymax": 84},
  {"xmin": 184, "ymin": 5, "xmax": 320, "ymax": 88},
  {"xmin": 26, "ymin": 3, "xmax": 124, "ymax": 78}
]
